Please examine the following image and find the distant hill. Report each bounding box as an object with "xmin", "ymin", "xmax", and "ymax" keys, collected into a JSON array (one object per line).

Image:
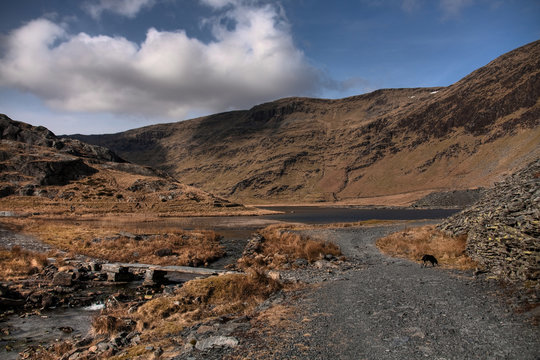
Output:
[
  {"xmin": 0, "ymin": 115, "xmax": 248, "ymax": 216},
  {"xmin": 71, "ymin": 40, "xmax": 540, "ymax": 205}
]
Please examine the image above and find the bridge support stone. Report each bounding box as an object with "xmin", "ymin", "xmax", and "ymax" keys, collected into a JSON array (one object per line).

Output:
[{"xmin": 143, "ymin": 269, "xmax": 168, "ymax": 285}]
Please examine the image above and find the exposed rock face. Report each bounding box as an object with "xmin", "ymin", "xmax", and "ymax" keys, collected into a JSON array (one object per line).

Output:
[
  {"xmin": 0, "ymin": 114, "xmax": 124, "ymax": 163},
  {"xmin": 439, "ymin": 159, "xmax": 539, "ymax": 290},
  {"xmin": 70, "ymin": 40, "xmax": 540, "ymax": 203},
  {"xmin": 20, "ymin": 158, "xmax": 98, "ymax": 186}
]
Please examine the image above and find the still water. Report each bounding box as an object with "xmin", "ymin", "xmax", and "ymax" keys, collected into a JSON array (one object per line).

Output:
[
  {"xmin": 259, "ymin": 206, "xmax": 458, "ymax": 225},
  {"xmin": 0, "ymin": 206, "xmax": 458, "ymax": 358}
]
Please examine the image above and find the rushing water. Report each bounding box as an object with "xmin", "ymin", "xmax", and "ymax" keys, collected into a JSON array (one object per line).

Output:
[{"xmin": 0, "ymin": 206, "xmax": 459, "ymax": 357}]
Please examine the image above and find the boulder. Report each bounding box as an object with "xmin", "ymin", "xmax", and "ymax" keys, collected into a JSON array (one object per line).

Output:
[
  {"xmin": 53, "ymin": 271, "xmax": 74, "ymax": 286},
  {"xmin": 194, "ymin": 336, "xmax": 239, "ymax": 351},
  {"xmin": 154, "ymin": 248, "xmax": 173, "ymax": 257}
]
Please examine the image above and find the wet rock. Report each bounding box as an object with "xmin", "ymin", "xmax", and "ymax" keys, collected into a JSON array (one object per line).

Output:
[
  {"xmin": 74, "ymin": 337, "xmax": 94, "ymax": 348},
  {"xmin": 59, "ymin": 326, "xmax": 74, "ymax": 333},
  {"xmin": 41, "ymin": 293, "xmax": 58, "ymax": 309}
]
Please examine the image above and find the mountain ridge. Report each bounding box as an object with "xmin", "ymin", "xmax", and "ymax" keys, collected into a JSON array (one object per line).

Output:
[{"xmin": 69, "ymin": 40, "xmax": 540, "ymax": 204}]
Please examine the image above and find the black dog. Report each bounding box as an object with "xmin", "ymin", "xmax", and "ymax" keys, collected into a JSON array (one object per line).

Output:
[{"xmin": 421, "ymin": 254, "xmax": 438, "ymax": 267}]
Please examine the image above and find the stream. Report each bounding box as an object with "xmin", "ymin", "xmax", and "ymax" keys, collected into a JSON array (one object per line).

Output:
[{"xmin": 0, "ymin": 206, "xmax": 459, "ymax": 358}]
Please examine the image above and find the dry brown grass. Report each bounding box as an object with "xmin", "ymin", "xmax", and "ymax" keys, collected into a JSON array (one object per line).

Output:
[
  {"xmin": 266, "ymin": 219, "xmax": 406, "ymax": 230},
  {"xmin": 376, "ymin": 225, "xmax": 477, "ymax": 270},
  {"xmin": 92, "ymin": 314, "xmax": 136, "ymax": 336},
  {"xmin": 4, "ymin": 218, "xmax": 224, "ymax": 266},
  {"xmin": 261, "ymin": 226, "xmax": 341, "ymax": 262},
  {"xmin": 76, "ymin": 231, "xmax": 223, "ymax": 267},
  {"xmin": 0, "ymin": 245, "xmax": 48, "ymax": 280},
  {"xmin": 94, "ymin": 270, "xmax": 281, "ymax": 341},
  {"xmin": 237, "ymin": 226, "xmax": 342, "ymax": 270}
]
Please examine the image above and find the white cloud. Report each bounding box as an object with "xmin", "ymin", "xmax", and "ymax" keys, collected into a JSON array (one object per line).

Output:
[
  {"xmin": 0, "ymin": 3, "xmax": 325, "ymax": 121},
  {"xmin": 84, "ymin": 0, "xmax": 157, "ymax": 19},
  {"xmin": 439, "ymin": 0, "xmax": 474, "ymax": 18},
  {"xmin": 199, "ymin": 0, "xmax": 236, "ymax": 9}
]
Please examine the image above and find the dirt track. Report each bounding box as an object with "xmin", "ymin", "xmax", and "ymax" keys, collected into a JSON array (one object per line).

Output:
[
  {"xmin": 234, "ymin": 224, "xmax": 539, "ymax": 360},
  {"xmin": 0, "ymin": 226, "xmax": 51, "ymax": 253}
]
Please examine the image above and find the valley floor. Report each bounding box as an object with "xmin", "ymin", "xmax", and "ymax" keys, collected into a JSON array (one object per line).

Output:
[
  {"xmin": 1, "ymin": 221, "xmax": 538, "ymax": 359},
  {"xmin": 222, "ymin": 224, "xmax": 539, "ymax": 360}
]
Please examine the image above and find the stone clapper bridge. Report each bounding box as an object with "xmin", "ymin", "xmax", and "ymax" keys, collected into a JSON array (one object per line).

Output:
[{"xmin": 100, "ymin": 263, "xmax": 235, "ymax": 285}]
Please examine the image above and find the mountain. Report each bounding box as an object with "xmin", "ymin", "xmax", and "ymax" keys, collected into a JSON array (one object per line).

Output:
[
  {"xmin": 71, "ymin": 40, "xmax": 540, "ymax": 205},
  {"xmin": 0, "ymin": 115, "xmax": 249, "ymax": 216}
]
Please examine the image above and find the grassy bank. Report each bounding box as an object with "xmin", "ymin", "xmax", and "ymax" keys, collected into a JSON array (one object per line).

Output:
[{"xmin": 376, "ymin": 225, "xmax": 477, "ymax": 270}]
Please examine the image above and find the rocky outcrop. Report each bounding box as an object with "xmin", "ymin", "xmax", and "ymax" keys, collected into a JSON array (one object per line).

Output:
[
  {"xmin": 439, "ymin": 159, "xmax": 539, "ymax": 291},
  {"xmin": 1, "ymin": 114, "xmax": 125, "ymax": 163},
  {"xmin": 412, "ymin": 188, "xmax": 485, "ymax": 208},
  {"xmin": 20, "ymin": 158, "xmax": 98, "ymax": 186}
]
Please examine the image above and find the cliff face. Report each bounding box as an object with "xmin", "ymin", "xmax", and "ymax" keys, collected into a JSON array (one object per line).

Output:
[
  {"xmin": 439, "ymin": 159, "xmax": 539, "ymax": 292},
  {"xmin": 71, "ymin": 40, "xmax": 540, "ymax": 204}
]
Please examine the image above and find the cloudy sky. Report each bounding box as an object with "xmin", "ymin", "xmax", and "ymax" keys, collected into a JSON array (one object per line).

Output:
[{"xmin": 0, "ymin": 0, "xmax": 539, "ymax": 135}]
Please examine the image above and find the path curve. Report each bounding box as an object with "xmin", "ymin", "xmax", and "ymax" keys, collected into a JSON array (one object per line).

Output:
[
  {"xmin": 239, "ymin": 224, "xmax": 540, "ymax": 359},
  {"xmin": 0, "ymin": 227, "xmax": 52, "ymax": 253}
]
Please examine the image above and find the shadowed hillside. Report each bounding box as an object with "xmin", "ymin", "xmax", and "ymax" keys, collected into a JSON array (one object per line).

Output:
[
  {"xmin": 71, "ymin": 40, "xmax": 540, "ymax": 205},
  {"xmin": 0, "ymin": 115, "xmax": 256, "ymax": 216}
]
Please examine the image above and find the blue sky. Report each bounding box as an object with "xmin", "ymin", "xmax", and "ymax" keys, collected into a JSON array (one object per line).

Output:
[{"xmin": 0, "ymin": 0, "xmax": 539, "ymax": 135}]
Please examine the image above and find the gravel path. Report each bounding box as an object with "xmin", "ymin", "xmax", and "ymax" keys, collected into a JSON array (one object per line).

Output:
[
  {"xmin": 236, "ymin": 224, "xmax": 540, "ymax": 360},
  {"xmin": 0, "ymin": 227, "xmax": 51, "ymax": 253}
]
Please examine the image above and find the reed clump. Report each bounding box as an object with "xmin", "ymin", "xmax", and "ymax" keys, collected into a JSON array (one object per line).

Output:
[{"xmin": 0, "ymin": 245, "xmax": 48, "ymax": 280}]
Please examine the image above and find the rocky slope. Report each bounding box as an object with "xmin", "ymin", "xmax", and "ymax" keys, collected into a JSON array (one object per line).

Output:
[
  {"xmin": 411, "ymin": 188, "xmax": 485, "ymax": 208},
  {"xmin": 71, "ymin": 40, "xmax": 540, "ymax": 204},
  {"xmin": 439, "ymin": 159, "xmax": 539, "ymax": 292},
  {"xmin": 0, "ymin": 115, "xmax": 248, "ymax": 216}
]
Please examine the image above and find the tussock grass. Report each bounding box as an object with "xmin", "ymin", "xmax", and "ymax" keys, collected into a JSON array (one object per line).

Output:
[
  {"xmin": 269, "ymin": 219, "xmax": 403, "ymax": 230},
  {"xmin": 94, "ymin": 270, "xmax": 281, "ymax": 340},
  {"xmin": 260, "ymin": 226, "xmax": 341, "ymax": 263},
  {"xmin": 376, "ymin": 225, "xmax": 477, "ymax": 270},
  {"xmin": 238, "ymin": 225, "xmax": 342, "ymax": 270},
  {"xmin": 6, "ymin": 219, "xmax": 224, "ymax": 266},
  {"xmin": 0, "ymin": 245, "xmax": 48, "ymax": 280},
  {"xmin": 92, "ymin": 314, "xmax": 135, "ymax": 336},
  {"xmin": 77, "ymin": 231, "xmax": 223, "ymax": 267}
]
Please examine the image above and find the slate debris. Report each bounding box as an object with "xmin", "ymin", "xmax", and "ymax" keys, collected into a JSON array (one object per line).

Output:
[{"xmin": 439, "ymin": 159, "xmax": 539, "ymax": 298}]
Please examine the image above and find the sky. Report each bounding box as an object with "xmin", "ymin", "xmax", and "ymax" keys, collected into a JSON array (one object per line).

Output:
[{"xmin": 0, "ymin": 0, "xmax": 539, "ymax": 135}]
